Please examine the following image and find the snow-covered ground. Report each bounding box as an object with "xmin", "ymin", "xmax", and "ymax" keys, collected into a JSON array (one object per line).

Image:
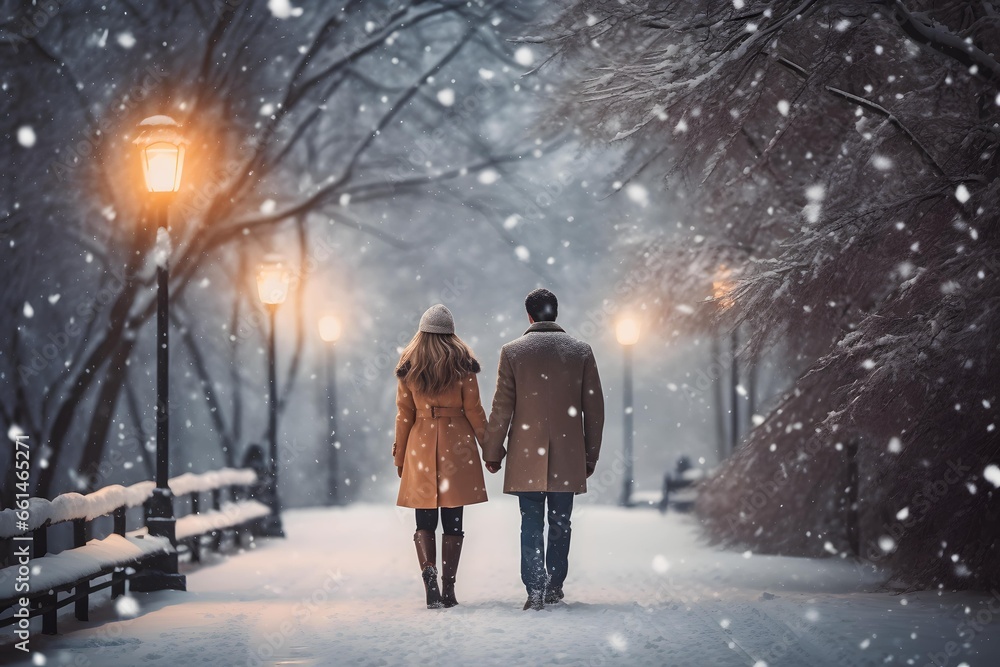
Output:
[{"xmin": 3, "ymin": 500, "xmax": 1000, "ymax": 666}]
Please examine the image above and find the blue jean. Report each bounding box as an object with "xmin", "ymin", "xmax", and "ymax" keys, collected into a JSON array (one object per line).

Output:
[{"xmin": 517, "ymin": 492, "xmax": 574, "ymax": 595}]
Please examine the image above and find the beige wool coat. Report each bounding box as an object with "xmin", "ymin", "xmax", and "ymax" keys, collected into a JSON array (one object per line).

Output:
[
  {"xmin": 483, "ymin": 322, "xmax": 605, "ymax": 494},
  {"xmin": 393, "ymin": 360, "xmax": 489, "ymax": 509}
]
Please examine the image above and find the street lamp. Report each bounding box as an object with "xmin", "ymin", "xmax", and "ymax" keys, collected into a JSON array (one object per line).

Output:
[
  {"xmin": 257, "ymin": 256, "xmax": 290, "ymax": 537},
  {"xmin": 615, "ymin": 316, "xmax": 640, "ymax": 507},
  {"xmin": 712, "ymin": 265, "xmax": 740, "ymax": 458},
  {"xmin": 131, "ymin": 115, "xmax": 187, "ymax": 593},
  {"xmin": 318, "ymin": 314, "xmax": 342, "ymax": 506}
]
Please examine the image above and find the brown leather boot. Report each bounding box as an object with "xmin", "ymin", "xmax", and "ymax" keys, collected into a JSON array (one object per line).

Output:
[
  {"xmin": 414, "ymin": 530, "xmax": 442, "ymax": 609},
  {"xmin": 440, "ymin": 534, "xmax": 464, "ymax": 608}
]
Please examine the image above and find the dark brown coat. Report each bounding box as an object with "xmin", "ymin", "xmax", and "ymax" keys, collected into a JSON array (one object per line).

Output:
[
  {"xmin": 393, "ymin": 361, "xmax": 489, "ymax": 509},
  {"xmin": 483, "ymin": 322, "xmax": 604, "ymax": 493}
]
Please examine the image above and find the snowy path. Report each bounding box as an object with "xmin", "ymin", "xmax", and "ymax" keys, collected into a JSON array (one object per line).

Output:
[{"xmin": 3, "ymin": 500, "xmax": 1000, "ymax": 666}]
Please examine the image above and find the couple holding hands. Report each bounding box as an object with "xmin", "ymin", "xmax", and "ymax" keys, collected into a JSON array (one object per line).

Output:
[{"xmin": 392, "ymin": 288, "xmax": 605, "ymax": 611}]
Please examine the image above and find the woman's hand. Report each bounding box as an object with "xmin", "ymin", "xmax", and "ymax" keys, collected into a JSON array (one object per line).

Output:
[{"xmin": 397, "ymin": 465, "xmax": 403, "ymax": 478}]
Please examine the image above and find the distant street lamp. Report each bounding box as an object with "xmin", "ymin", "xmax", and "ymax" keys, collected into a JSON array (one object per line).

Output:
[
  {"xmin": 615, "ymin": 316, "xmax": 640, "ymax": 507},
  {"xmin": 318, "ymin": 314, "xmax": 342, "ymax": 506},
  {"xmin": 712, "ymin": 265, "xmax": 741, "ymax": 458},
  {"xmin": 257, "ymin": 256, "xmax": 291, "ymax": 538},
  {"xmin": 131, "ymin": 115, "xmax": 187, "ymax": 593}
]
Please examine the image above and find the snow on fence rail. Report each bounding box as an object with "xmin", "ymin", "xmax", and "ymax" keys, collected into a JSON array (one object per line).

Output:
[
  {"xmin": 0, "ymin": 468, "xmax": 258, "ymax": 538},
  {"xmin": 0, "ymin": 534, "xmax": 174, "ymax": 602},
  {"xmin": 175, "ymin": 501, "xmax": 271, "ymax": 541},
  {"xmin": 1, "ymin": 466, "xmax": 269, "ymax": 636},
  {"xmin": 167, "ymin": 468, "xmax": 258, "ymax": 497}
]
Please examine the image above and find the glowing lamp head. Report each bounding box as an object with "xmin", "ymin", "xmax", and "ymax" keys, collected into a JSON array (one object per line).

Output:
[
  {"xmin": 133, "ymin": 115, "xmax": 187, "ymax": 193},
  {"xmin": 257, "ymin": 257, "xmax": 291, "ymax": 306},
  {"xmin": 318, "ymin": 315, "xmax": 341, "ymax": 343},
  {"xmin": 712, "ymin": 264, "xmax": 735, "ymax": 310},
  {"xmin": 615, "ymin": 316, "xmax": 641, "ymax": 346}
]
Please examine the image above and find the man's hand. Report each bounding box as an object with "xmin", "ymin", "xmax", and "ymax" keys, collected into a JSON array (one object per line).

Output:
[
  {"xmin": 397, "ymin": 465, "xmax": 403, "ymax": 479},
  {"xmin": 586, "ymin": 461, "xmax": 596, "ymax": 478},
  {"xmin": 485, "ymin": 461, "xmax": 501, "ymax": 474}
]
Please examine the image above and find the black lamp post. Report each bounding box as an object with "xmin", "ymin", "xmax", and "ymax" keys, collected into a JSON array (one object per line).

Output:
[
  {"xmin": 131, "ymin": 115, "xmax": 187, "ymax": 593},
  {"xmin": 712, "ymin": 265, "xmax": 739, "ymax": 458},
  {"xmin": 257, "ymin": 257, "xmax": 290, "ymax": 537},
  {"xmin": 615, "ymin": 316, "xmax": 640, "ymax": 507},
  {"xmin": 318, "ymin": 314, "xmax": 342, "ymax": 506}
]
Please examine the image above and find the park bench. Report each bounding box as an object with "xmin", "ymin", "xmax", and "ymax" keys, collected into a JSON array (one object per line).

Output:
[
  {"xmin": 659, "ymin": 457, "xmax": 708, "ymax": 513},
  {"xmin": 0, "ymin": 467, "xmax": 269, "ymax": 635}
]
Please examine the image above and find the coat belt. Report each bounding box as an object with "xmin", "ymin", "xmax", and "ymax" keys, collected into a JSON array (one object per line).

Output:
[{"xmin": 416, "ymin": 406, "xmax": 465, "ymax": 418}]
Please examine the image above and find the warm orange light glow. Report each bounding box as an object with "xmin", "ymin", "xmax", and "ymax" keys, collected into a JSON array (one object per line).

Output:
[
  {"xmin": 257, "ymin": 259, "xmax": 291, "ymax": 305},
  {"xmin": 141, "ymin": 142, "xmax": 185, "ymax": 193},
  {"xmin": 318, "ymin": 315, "xmax": 341, "ymax": 343},
  {"xmin": 615, "ymin": 316, "xmax": 641, "ymax": 346},
  {"xmin": 712, "ymin": 265, "xmax": 735, "ymax": 310},
  {"xmin": 133, "ymin": 116, "xmax": 187, "ymax": 193}
]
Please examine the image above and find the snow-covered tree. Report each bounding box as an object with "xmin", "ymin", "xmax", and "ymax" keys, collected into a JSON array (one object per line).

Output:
[
  {"xmin": 0, "ymin": 0, "xmax": 586, "ymax": 500},
  {"xmin": 544, "ymin": 0, "xmax": 1000, "ymax": 587}
]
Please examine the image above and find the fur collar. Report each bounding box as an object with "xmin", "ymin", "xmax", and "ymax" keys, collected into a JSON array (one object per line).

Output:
[
  {"xmin": 524, "ymin": 321, "xmax": 565, "ymax": 334},
  {"xmin": 396, "ymin": 358, "xmax": 481, "ymax": 378}
]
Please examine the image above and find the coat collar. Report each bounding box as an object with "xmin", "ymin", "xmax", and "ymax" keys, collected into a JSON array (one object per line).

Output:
[{"xmin": 524, "ymin": 321, "xmax": 565, "ymax": 335}]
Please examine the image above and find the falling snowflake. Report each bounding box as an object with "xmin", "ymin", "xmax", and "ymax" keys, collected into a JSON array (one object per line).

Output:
[
  {"xmin": 651, "ymin": 555, "xmax": 670, "ymax": 573},
  {"xmin": 268, "ymin": 0, "xmax": 304, "ymax": 19},
  {"xmin": 871, "ymin": 155, "xmax": 893, "ymax": 170},
  {"xmin": 436, "ymin": 88, "xmax": 455, "ymax": 107},
  {"xmin": 115, "ymin": 595, "xmax": 141, "ymax": 618},
  {"xmin": 625, "ymin": 183, "xmax": 648, "ymax": 206},
  {"xmin": 608, "ymin": 633, "xmax": 628, "ymax": 652},
  {"xmin": 17, "ymin": 126, "xmax": 36, "ymax": 148}
]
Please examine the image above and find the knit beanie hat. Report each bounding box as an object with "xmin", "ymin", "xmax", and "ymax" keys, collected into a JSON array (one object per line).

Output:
[{"xmin": 418, "ymin": 304, "xmax": 455, "ymax": 335}]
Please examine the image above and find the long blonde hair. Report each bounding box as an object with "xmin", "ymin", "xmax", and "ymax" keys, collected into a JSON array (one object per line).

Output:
[{"xmin": 395, "ymin": 331, "xmax": 479, "ymax": 396}]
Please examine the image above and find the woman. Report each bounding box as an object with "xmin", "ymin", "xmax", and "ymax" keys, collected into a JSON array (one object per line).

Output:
[{"xmin": 393, "ymin": 304, "xmax": 489, "ymax": 609}]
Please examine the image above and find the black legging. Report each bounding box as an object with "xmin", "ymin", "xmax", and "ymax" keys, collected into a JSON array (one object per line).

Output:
[{"xmin": 415, "ymin": 507, "xmax": 464, "ymax": 536}]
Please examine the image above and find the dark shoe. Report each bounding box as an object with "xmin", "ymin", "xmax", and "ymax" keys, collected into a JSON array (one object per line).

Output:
[
  {"xmin": 440, "ymin": 534, "xmax": 463, "ymax": 608},
  {"xmin": 414, "ymin": 530, "xmax": 442, "ymax": 609},
  {"xmin": 523, "ymin": 591, "xmax": 545, "ymax": 611},
  {"xmin": 544, "ymin": 585, "xmax": 564, "ymax": 604}
]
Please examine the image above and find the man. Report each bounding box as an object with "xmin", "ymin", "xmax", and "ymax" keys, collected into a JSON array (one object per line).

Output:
[{"xmin": 483, "ymin": 288, "xmax": 605, "ymax": 610}]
